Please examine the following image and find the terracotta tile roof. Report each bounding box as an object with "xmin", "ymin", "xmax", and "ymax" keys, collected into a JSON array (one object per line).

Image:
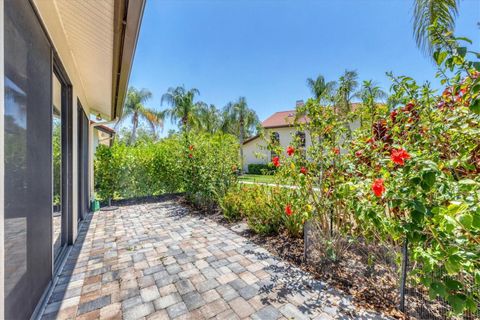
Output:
[
  {"xmin": 261, "ymin": 103, "xmax": 363, "ymax": 129},
  {"xmin": 261, "ymin": 110, "xmax": 308, "ymax": 128}
]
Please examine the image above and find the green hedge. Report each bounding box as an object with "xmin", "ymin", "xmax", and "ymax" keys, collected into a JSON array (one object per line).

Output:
[
  {"xmin": 247, "ymin": 163, "xmax": 275, "ymax": 175},
  {"xmin": 94, "ymin": 132, "xmax": 239, "ymax": 206}
]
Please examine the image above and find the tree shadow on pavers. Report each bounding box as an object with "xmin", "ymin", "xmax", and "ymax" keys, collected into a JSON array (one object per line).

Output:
[
  {"xmin": 157, "ymin": 201, "xmax": 191, "ymax": 219},
  {"xmin": 245, "ymin": 249, "xmax": 389, "ymax": 319},
  {"xmin": 40, "ymin": 213, "xmax": 95, "ymax": 319}
]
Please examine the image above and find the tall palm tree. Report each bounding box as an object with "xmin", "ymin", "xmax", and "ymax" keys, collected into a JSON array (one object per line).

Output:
[
  {"xmin": 306, "ymin": 75, "xmax": 336, "ymax": 102},
  {"xmin": 357, "ymin": 80, "xmax": 387, "ymax": 127},
  {"xmin": 413, "ymin": 0, "xmax": 459, "ymax": 54},
  {"xmin": 197, "ymin": 104, "xmax": 221, "ymax": 134},
  {"xmin": 223, "ymin": 97, "xmax": 259, "ymax": 170},
  {"xmin": 117, "ymin": 87, "xmax": 163, "ymax": 145},
  {"xmin": 161, "ymin": 86, "xmax": 205, "ymax": 132},
  {"xmin": 335, "ymin": 70, "xmax": 359, "ymax": 116}
]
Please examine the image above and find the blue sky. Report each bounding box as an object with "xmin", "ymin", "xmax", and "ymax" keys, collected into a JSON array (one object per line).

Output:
[{"xmin": 128, "ymin": 0, "xmax": 480, "ymax": 134}]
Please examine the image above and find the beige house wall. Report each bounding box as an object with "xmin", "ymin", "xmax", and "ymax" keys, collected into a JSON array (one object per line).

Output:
[
  {"xmin": 242, "ymin": 127, "xmax": 313, "ymax": 172},
  {"xmin": 242, "ymin": 119, "xmax": 360, "ymax": 172}
]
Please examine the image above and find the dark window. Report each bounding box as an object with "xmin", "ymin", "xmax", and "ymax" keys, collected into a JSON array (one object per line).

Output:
[{"xmin": 296, "ymin": 131, "xmax": 306, "ymax": 148}]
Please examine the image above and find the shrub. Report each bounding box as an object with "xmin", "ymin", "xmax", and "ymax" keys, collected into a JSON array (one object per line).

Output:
[
  {"xmin": 94, "ymin": 132, "xmax": 239, "ymax": 204},
  {"xmin": 247, "ymin": 163, "xmax": 275, "ymax": 175}
]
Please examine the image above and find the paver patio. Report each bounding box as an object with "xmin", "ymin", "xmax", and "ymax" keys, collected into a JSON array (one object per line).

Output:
[{"xmin": 40, "ymin": 197, "xmax": 389, "ymax": 320}]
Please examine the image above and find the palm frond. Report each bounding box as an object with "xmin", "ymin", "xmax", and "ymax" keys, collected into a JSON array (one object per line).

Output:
[{"xmin": 413, "ymin": 0, "xmax": 459, "ymax": 54}]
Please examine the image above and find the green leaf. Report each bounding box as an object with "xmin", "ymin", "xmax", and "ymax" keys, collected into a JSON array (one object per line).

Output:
[
  {"xmin": 445, "ymin": 278, "xmax": 463, "ymax": 290},
  {"xmin": 470, "ymin": 97, "xmax": 480, "ymax": 114},
  {"xmin": 445, "ymin": 256, "xmax": 462, "ymax": 275},
  {"xmin": 473, "ymin": 63, "xmax": 480, "ymax": 73},
  {"xmin": 448, "ymin": 294, "xmax": 466, "ymax": 314},
  {"xmin": 458, "ymin": 214, "xmax": 473, "ymax": 229},
  {"xmin": 429, "ymin": 282, "xmax": 447, "ymax": 299},
  {"xmin": 472, "ymin": 213, "xmax": 480, "ymax": 229},
  {"xmin": 457, "ymin": 47, "xmax": 467, "ymax": 58},
  {"xmin": 466, "ymin": 297, "xmax": 478, "ymax": 313},
  {"xmin": 421, "ymin": 171, "xmax": 436, "ymax": 191},
  {"xmin": 455, "ymin": 37, "xmax": 473, "ymax": 44},
  {"xmin": 434, "ymin": 50, "xmax": 448, "ymax": 66}
]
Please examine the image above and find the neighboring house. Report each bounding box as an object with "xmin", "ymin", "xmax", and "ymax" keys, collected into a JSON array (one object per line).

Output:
[
  {"xmin": 0, "ymin": 1, "xmax": 145, "ymax": 319},
  {"xmin": 92, "ymin": 122, "xmax": 116, "ymax": 150},
  {"xmin": 242, "ymin": 101, "xmax": 361, "ymax": 172}
]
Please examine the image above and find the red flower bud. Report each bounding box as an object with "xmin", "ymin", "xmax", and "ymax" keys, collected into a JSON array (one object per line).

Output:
[{"xmin": 300, "ymin": 167, "xmax": 308, "ymax": 175}]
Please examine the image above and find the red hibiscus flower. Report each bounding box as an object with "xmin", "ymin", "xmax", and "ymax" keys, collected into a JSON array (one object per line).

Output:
[
  {"xmin": 272, "ymin": 156, "xmax": 280, "ymax": 167},
  {"xmin": 285, "ymin": 204, "xmax": 293, "ymax": 216},
  {"xmin": 333, "ymin": 147, "xmax": 340, "ymax": 155},
  {"xmin": 372, "ymin": 178, "xmax": 385, "ymax": 197},
  {"xmin": 390, "ymin": 148, "xmax": 410, "ymax": 166},
  {"xmin": 300, "ymin": 167, "xmax": 308, "ymax": 175},
  {"xmin": 286, "ymin": 146, "xmax": 295, "ymax": 156}
]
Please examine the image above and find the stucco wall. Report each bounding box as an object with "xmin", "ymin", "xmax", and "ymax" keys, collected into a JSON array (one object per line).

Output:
[
  {"xmin": 241, "ymin": 119, "xmax": 361, "ymax": 172},
  {"xmin": 242, "ymin": 127, "xmax": 312, "ymax": 172}
]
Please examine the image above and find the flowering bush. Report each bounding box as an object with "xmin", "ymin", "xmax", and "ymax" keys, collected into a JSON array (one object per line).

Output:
[{"xmin": 264, "ymin": 33, "xmax": 480, "ymax": 314}]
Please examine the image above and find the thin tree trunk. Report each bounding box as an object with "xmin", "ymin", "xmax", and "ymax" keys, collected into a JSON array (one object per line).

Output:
[
  {"xmin": 239, "ymin": 119, "xmax": 244, "ymax": 173},
  {"xmin": 129, "ymin": 113, "xmax": 138, "ymax": 145}
]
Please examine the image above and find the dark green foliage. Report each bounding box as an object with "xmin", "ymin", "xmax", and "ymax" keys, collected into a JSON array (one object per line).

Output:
[
  {"xmin": 247, "ymin": 163, "xmax": 275, "ymax": 175},
  {"xmin": 94, "ymin": 133, "xmax": 239, "ymax": 203}
]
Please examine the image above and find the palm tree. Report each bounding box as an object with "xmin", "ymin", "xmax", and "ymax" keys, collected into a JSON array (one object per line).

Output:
[
  {"xmin": 306, "ymin": 75, "xmax": 336, "ymax": 102},
  {"xmin": 335, "ymin": 70, "xmax": 359, "ymax": 116},
  {"xmin": 161, "ymin": 86, "xmax": 205, "ymax": 132},
  {"xmin": 223, "ymin": 97, "xmax": 259, "ymax": 170},
  {"xmin": 197, "ymin": 104, "xmax": 221, "ymax": 134},
  {"xmin": 357, "ymin": 80, "xmax": 387, "ymax": 127},
  {"xmin": 413, "ymin": 0, "xmax": 459, "ymax": 54},
  {"xmin": 117, "ymin": 87, "xmax": 163, "ymax": 145}
]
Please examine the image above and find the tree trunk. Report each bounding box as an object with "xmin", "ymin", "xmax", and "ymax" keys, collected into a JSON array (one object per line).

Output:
[
  {"xmin": 129, "ymin": 113, "xmax": 138, "ymax": 145},
  {"xmin": 239, "ymin": 119, "xmax": 244, "ymax": 173}
]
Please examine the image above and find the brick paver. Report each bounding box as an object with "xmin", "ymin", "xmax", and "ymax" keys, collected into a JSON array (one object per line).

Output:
[{"xmin": 40, "ymin": 199, "xmax": 390, "ymax": 319}]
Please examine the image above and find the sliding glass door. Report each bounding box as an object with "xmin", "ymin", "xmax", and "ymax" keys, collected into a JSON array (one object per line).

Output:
[{"xmin": 4, "ymin": 1, "xmax": 53, "ymax": 318}]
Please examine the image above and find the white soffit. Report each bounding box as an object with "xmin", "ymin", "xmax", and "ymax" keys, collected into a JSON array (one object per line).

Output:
[{"xmin": 53, "ymin": 0, "xmax": 114, "ymax": 117}]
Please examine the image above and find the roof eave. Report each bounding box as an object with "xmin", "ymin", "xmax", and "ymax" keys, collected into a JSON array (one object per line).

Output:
[{"xmin": 111, "ymin": 0, "xmax": 146, "ymax": 120}]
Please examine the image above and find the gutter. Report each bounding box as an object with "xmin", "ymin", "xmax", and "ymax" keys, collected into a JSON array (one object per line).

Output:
[{"xmin": 111, "ymin": 0, "xmax": 146, "ymax": 120}]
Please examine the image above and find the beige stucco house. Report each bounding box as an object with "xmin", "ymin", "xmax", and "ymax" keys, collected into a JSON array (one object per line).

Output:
[
  {"xmin": 242, "ymin": 102, "xmax": 361, "ymax": 172},
  {"xmin": 242, "ymin": 109, "xmax": 312, "ymax": 172}
]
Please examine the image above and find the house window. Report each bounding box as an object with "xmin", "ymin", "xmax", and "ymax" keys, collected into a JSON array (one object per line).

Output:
[{"xmin": 296, "ymin": 131, "xmax": 306, "ymax": 148}]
